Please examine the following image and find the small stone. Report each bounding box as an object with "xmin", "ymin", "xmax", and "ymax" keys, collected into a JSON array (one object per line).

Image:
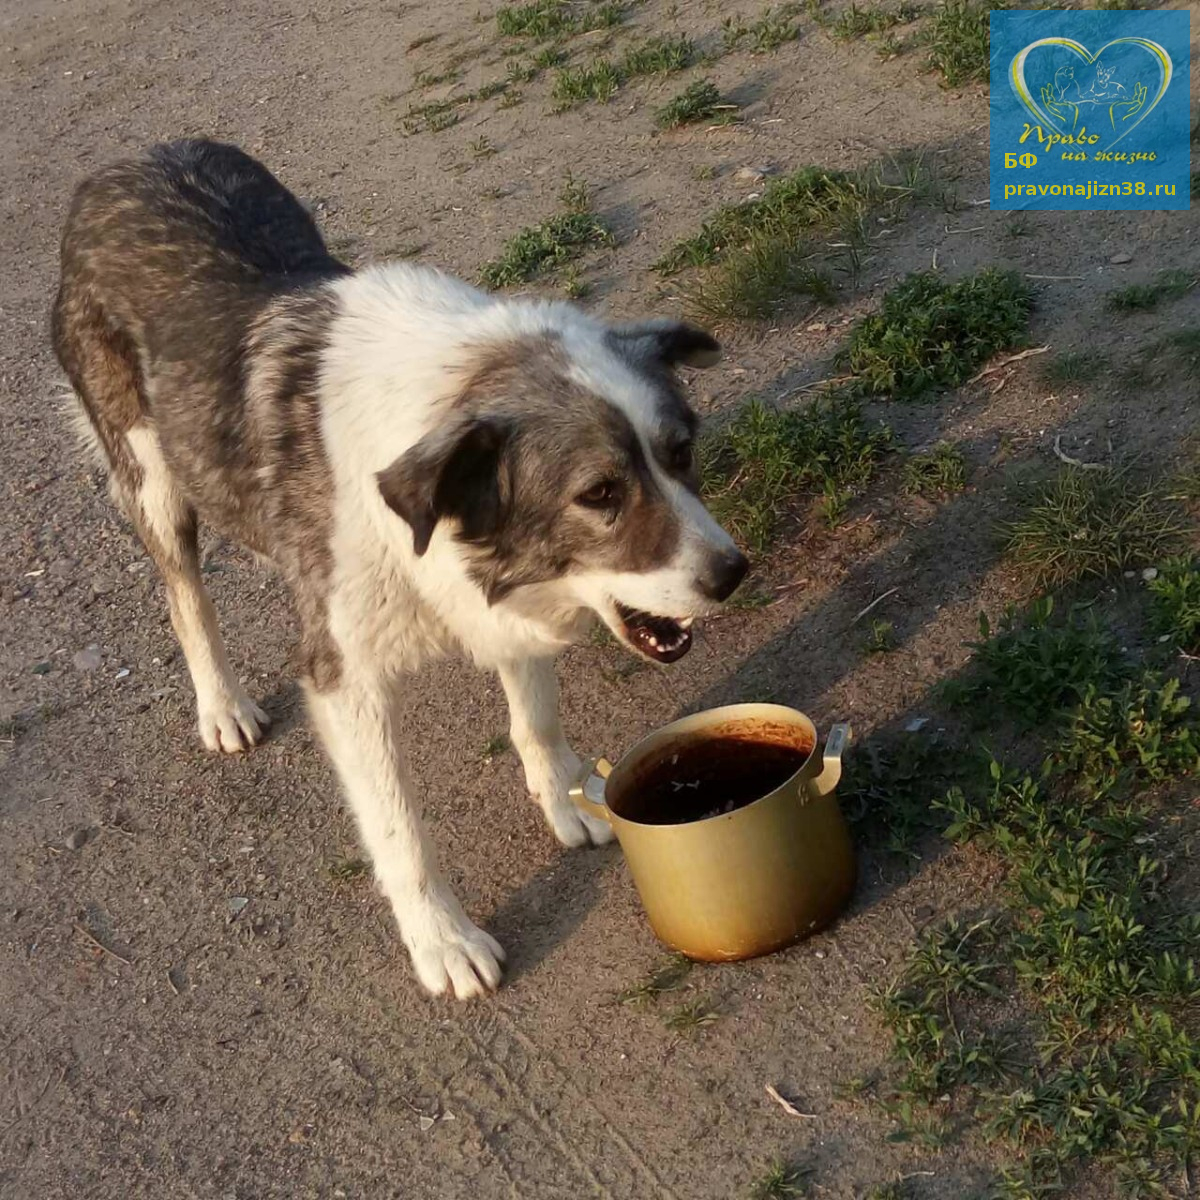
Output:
[
  {"xmin": 73, "ymin": 645, "xmax": 103, "ymax": 672},
  {"xmin": 904, "ymin": 717, "xmax": 930, "ymax": 733},
  {"xmin": 115, "ymin": 667, "xmax": 131, "ymax": 680},
  {"xmin": 1123, "ymin": 570, "xmax": 1136, "ymax": 579},
  {"xmin": 227, "ymin": 896, "xmax": 249, "ymax": 918},
  {"xmin": 65, "ymin": 827, "xmax": 90, "ymax": 851},
  {"xmin": 31, "ymin": 661, "xmax": 52, "ymax": 676},
  {"xmin": 1142, "ymin": 567, "xmax": 1158, "ymax": 581},
  {"xmin": 418, "ymin": 1115, "xmax": 436, "ymax": 1132},
  {"xmin": 1109, "ymin": 252, "xmax": 1133, "ymax": 264},
  {"xmin": 735, "ymin": 165, "xmax": 768, "ymax": 183}
]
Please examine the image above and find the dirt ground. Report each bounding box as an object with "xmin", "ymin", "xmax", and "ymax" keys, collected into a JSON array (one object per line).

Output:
[{"xmin": 2, "ymin": 1, "xmax": 1198, "ymax": 1197}]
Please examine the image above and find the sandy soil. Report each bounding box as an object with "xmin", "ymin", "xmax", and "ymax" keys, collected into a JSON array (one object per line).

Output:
[{"xmin": 2, "ymin": 1, "xmax": 1198, "ymax": 1196}]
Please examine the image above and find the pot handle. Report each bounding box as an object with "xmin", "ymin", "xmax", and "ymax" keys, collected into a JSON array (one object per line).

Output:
[
  {"xmin": 569, "ymin": 756, "xmax": 615, "ymax": 825},
  {"xmin": 811, "ymin": 723, "xmax": 852, "ymax": 798}
]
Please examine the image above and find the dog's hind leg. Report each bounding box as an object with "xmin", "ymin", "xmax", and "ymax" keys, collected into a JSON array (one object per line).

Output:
[
  {"xmin": 55, "ymin": 297, "xmax": 269, "ymax": 753},
  {"xmin": 122, "ymin": 425, "xmax": 270, "ymax": 753},
  {"xmin": 497, "ymin": 658, "xmax": 614, "ymax": 848}
]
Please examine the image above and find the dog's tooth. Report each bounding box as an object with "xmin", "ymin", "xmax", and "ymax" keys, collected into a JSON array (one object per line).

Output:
[
  {"xmin": 648, "ymin": 635, "xmax": 659, "ymax": 648},
  {"xmin": 680, "ymin": 618, "xmax": 694, "ymax": 628}
]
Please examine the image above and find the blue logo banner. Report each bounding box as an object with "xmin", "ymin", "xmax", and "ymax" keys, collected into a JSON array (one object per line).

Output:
[{"xmin": 989, "ymin": 9, "xmax": 1191, "ymax": 210}]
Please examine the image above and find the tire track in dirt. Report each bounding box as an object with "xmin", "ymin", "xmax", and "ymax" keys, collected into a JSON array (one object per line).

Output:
[{"xmin": 446, "ymin": 1008, "xmax": 680, "ymax": 1200}]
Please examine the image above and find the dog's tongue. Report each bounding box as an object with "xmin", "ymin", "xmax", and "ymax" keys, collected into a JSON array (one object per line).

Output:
[{"xmin": 617, "ymin": 606, "xmax": 693, "ymax": 663}]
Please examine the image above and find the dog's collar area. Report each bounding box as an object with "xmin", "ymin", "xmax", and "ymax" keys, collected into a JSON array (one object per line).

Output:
[{"xmin": 615, "ymin": 603, "xmax": 693, "ymax": 663}]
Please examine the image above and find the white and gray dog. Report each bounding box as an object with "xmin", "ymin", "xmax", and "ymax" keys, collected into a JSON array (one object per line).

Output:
[{"xmin": 52, "ymin": 139, "xmax": 748, "ymax": 998}]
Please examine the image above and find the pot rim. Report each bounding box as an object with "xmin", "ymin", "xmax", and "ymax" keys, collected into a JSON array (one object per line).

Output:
[{"xmin": 603, "ymin": 702, "xmax": 821, "ymax": 829}]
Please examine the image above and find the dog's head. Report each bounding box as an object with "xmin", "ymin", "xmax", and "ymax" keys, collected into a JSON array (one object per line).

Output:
[{"xmin": 376, "ymin": 316, "xmax": 748, "ymax": 662}]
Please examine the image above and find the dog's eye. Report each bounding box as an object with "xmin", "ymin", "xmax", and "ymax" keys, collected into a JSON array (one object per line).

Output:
[{"xmin": 577, "ymin": 480, "xmax": 620, "ymax": 509}]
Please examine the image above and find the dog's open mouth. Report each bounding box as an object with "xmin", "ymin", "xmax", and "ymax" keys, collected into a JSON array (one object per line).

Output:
[{"xmin": 615, "ymin": 603, "xmax": 693, "ymax": 664}]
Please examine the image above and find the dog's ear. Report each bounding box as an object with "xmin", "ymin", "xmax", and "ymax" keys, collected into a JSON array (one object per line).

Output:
[
  {"xmin": 607, "ymin": 320, "xmax": 722, "ymax": 369},
  {"xmin": 376, "ymin": 416, "xmax": 512, "ymax": 556}
]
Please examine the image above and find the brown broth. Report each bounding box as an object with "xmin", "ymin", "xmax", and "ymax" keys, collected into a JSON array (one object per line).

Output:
[{"xmin": 616, "ymin": 731, "xmax": 814, "ymax": 826}]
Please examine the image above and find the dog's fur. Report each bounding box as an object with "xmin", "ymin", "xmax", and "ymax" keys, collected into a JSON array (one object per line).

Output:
[{"xmin": 52, "ymin": 139, "xmax": 747, "ymax": 998}]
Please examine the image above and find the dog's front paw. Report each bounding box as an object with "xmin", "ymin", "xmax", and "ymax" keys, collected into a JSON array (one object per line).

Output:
[
  {"xmin": 402, "ymin": 900, "xmax": 506, "ymax": 1000},
  {"xmin": 197, "ymin": 689, "xmax": 271, "ymax": 754},
  {"xmin": 544, "ymin": 797, "xmax": 616, "ymax": 848}
]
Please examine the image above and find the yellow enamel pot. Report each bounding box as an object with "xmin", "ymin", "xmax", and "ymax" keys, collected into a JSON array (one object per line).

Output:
[{"xmin": 570, "ymin": 704, "xmax": 855, "ymax": 962}]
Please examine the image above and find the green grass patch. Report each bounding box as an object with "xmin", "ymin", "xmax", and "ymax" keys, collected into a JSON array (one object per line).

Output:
[
  {"xmin": 865, "ymin": 618, "xmax": 896, "ymax": 653},
  {"xmin": 655, "ymin": 165, "xmax": 890, "ymax": 274},
  {"xmin": 1105, "ymin": 269, "xmax": 1196, "ymax": 312},
  {"xmin": 927, "ymin": 0, "xmax": 993, "ymax": 87},
  {"xmin": 838, "ymin": 269, "xmax": 1032, "ymax": 401},
  {"xmin": 552, "ymin": 33, "xmax": 694, "ymax": 108},
  {"xmin": 722, "ymin": 3, "xmax": 805, "ymax": 53},
  {"xmin": 1003, "ymin": 466, "xmax": 1184, "ymax": 588},
  {"xmin": 873, "ymin": 635, "xmax": 1200, "ymax": 1196},
  {"xmin": 830, "ymin": 0, "xmax": 925, "ymax": 41},
  {"xmin": 902, "ymin": 441, "xmax": 966, "ymax": 496},
  {"xmin": 654, "ymin": 79, "xmax": 737, "ymax": 129},
  {"xmin": 479, "ymin": 177, "xmax": 613, "ymax": 287},
  {"xmin": 1148, "ymin": 555, "xmax": 1200, "ymax": 653},
  {"xmin": 615, "ymin": 953, "xmax": 693, "ymax": 1006},
  {"xmin": 662, "ymin": 997, "xmax": 720, "ymax": 1035},
  {"xmin": 495, "ymin": 0, "xmax": 625, "ymax": 39},
  {"xmin": 948, "ymin": 596, "xmax": 1127, "ymax": 728},
  {"xmin": 699, "ymin": 393, "xmax": 893, "ymax": 550},
  {"xmin": 1040, "ymin": 348, "xmax": 1104, "ymax": 385},
  {"xmin": 746, "ymin": 1159, "xmax": 811, "ymax": 1199},
  {"xmin": 684, "ymin": 236, "xmax": 836, "ymax": 321}
]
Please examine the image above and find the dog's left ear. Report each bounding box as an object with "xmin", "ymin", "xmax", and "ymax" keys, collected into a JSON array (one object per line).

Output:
[
  {"xmin": 376, "ymin": 416, "xmax": 512, "ymax": 556},
  {"xmin": 607, "ymin": 320, "xmax": 722, "ymax": 369}
]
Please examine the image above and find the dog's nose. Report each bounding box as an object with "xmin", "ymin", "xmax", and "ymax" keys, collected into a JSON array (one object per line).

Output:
[{"xmin": 698, "ymin": 548, "xmax": 749, "ymax": 602}]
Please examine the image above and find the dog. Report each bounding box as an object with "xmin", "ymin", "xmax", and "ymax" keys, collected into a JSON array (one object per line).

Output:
[{"xmin": 52, "ymin": 139, "xmax": 748, "ymax": 999}]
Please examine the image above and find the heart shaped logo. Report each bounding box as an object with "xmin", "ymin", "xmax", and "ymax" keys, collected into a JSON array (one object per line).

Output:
[{"xmin": 1009, "ymin": 37, "xmax": 1173, "ymax": 150}]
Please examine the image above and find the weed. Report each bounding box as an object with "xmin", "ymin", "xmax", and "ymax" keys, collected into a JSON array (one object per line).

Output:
[
  {"xmin": 841, "ymin": 730, "xmax": 961, "ymax": 857},
  {"xmin": 616, "ymin": 953, "xmax": 692, "ymax": 1005},
  {"xmin": 655, "ymin": 79, "xmax": 736, "ymax": 129},
  {"xmin": 499, "ymin": 88, "xmax": 524, "ymax": 108},
  {"xmin": 723, "ymin": 4, "xmax": 805, "ymax": 53},
  {"xmin": 414, "ymin": 65, "xmax": 463, "ymax": 88},
  {"xmin": 479, "ymin": 177, "xmax": 612, "ymax": 287},
  {"xmin": 866, "ymin": 619, "xmax": 896, "ymax": 653},
  {"xmin": 951, "ymin": 596, "xmax": 1126, "ymax": 727},
  {"xmin": 662, "ymin": 997, "xmax": 720, "ymax": 1035},
  {"xmin": 699, "ymin": 393, "xmax": 892, "ymax": 550},
  {"xmin": 481, "ymin": 733, "xmax": 510, "ymax": 760},
  {"xmin": 407, "ymin": 33, "xmax": 439, "ymax": 51},
  {"xmin": 839, "ymin": 269, "xmax": 1032, "ymax": 401},
  {"xmin": 656, "ymin": 165, "xmax": 887, "ymax": 273},
  {"xmin": 693, "ymin": 163, "xmax": 718, "ymax": 180},
  {"xmin": 496, "ymin": 0, "xmax": 574, "ymax": 38},
  {"xmin": 1148, "ymin": 555, "xmax": 1200, "ymax": 652},
  {"xmin": 747, "ymin": 1159, "xmax": 810, "ymax": 1199},
  {"xmin": 507, "ymin": 57, "xmax": 538, "ymax": 83},
  {"xmin": 533, "ymin": 44, "xmax": 566, "ymax": 68},
  {"xmin": 561, "ymin": 267, "xmax": 590, "ymax": 299},
  {"xmin": 552, "ymin": 57, "xmax": 622, "ymax": 104},
  {"xmin": 1105, "ymin": 269, "xmax": 1196, "ymax": 312},
  {"xmin": 475, "ymin": 78, "xmax": 510, "ymax": 100},
  {"xmin": 620, "ymin": 33, "xmax": 695, "ymax": 75},
  {"xmin": 1003, "ymin": 467, "xmax": 1183, "ymax": 588},
  {"xmin": 328, "ymin": 857, "xmax": 369, "ymax": 883},
  {"xmin": 903, "ymin": 442, "xmax": 967, "ymax": 496},
  {"xmin": 470, "ymin": 134, "xmax": 497, "ymax": 157},
  {"xmin": 684, "ymin": 235, "xmax": 835, "ymax": 321},
  {"xmin": 831, "ymin": 1, "xmax": 924, "ymax": 41},
  {"xmin": 819, "ymin": 481, "xmax": 851, "ymax": 527},
  {"xmin": 1041, "ymin": 349, "xmax": 1102, "ymax": 385},
  {"xmin": 927, "ymin": 0, "xmax": 993, "ymax": 87}
]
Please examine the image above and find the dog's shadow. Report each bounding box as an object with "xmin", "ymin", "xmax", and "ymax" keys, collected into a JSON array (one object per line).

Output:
[{"xmin": 484, "ymin": 839, "xmax": 621, "ymax": 985}]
